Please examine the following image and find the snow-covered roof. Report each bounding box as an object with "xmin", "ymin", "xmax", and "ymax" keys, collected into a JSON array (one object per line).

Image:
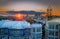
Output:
[
  {"xmin": 0, "ymin": 20, "xmax": 31, "ymax": 29},
  {"xmin": 0, "ymin": 20, "xmax": 42, "ymax": 29}
]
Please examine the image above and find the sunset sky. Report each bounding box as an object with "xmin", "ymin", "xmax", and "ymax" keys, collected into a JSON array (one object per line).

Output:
[{"xmin": 0, "ymin": 0, "xmax": 60, "ymax": 16}]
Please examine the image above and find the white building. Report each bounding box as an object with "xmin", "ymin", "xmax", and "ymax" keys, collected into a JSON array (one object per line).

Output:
[{"xmin": 47, "ymin": 18, "xmax": 60, "ymax": 39}]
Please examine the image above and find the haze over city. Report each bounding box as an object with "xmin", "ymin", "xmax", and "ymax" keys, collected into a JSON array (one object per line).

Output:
[{"xmin": 0, "ymin": 0, "xmax": 60, "ymax": 16}]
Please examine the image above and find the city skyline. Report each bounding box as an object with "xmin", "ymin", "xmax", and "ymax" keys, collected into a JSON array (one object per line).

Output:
[{"xmin": 0, "ymin": 0, "xmax": 60, "ymax": 16}]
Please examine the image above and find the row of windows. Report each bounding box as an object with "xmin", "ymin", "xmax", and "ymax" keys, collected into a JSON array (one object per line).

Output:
[
  {"xmin": 32, "ymin": 33, "xmax": 42, "ymax": 39},
  {"xmin": 0, "ymin": 35, "xmax": 42, "ymax": 39},
  {"xmin": 0, "ymin": 35, "xmax": 8, "ymax": 39},
  {"xmin": 49, "ymin": 31, "xmax": 58, "ymax": 36},
  {"xmin": 0, "ymin": 28, "xmax": 42, "ymax": 39},
  {"xmin": 49, "ymin": 24, "xmax": 59, "ymax": 29},
  {"xmin": 0, "ymin": 36, "xmax": 30, "ymax": 39},
  {"xmin": 49, "ymin": 37, "xmax": 58, "ymax": 39},
  {"xmin": 32, "ymin": 28, "xmax": 42, "ymax": 32}
]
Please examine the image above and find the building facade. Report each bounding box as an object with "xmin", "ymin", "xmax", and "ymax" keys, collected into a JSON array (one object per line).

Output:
[
  {"xmin": 47, "ymin": 22, "xmax": 60, "ymax": 39},
  {"xmin": 0, "ymin": 20, "xmax": 46, "ymax": 39}
]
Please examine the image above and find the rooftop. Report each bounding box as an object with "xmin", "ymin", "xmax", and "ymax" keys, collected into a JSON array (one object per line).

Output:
[
  {"xmin": 0, "ymin": 20, "xmax": 42, "ymax": 29},
  {"xmin": 48, "ymin": 18, "xmax": 60, "ymax": 23}
]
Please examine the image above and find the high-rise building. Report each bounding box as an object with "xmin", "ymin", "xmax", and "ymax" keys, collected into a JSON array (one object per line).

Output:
[
  {"xmin": 0, "ymin": 20, "xmax": 45, "ymax": 39},
  {"xmin": 47, "ymin": 18, "xmax": 60, "ymax": 39}
]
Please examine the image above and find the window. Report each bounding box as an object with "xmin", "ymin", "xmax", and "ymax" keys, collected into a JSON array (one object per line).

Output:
[
  {"xmin": 9, "ymin": 36, "xmax": 21, "ymax": 39},
  {"xmin": 59, "ymin": 32, "xmax": 60, "ymax": 37},
  {"xmin": 24, "ymin": 36, "xmax": 29, "ymax": 39},
  {"xmin": 0, "ymin": 29, "xmax": 8, "ymax": 34},
  {"xmin": 49, "ymin": 31, "xmax": 54, "ymax": 36},
  {"xmin": 25, "ymin": 29, "xmax": 31, "ymax": 36},
  {"xmin": 33, "ymin": 28, "xmax": 35, "ymax": 32},
  {"xmin": 59, "ymin": 24, "xmax": 60, "ymax": 29},
  {"xmin": 32, "ymin": 36, "xmax": 36, "ymax": 39},
  {"xmin": 1, "ymin": 35, "xmax": 8, "ymax": 39},
  {"xmin": 55, "ymin": 32, "xmax": 58, "ymax": 36},
  {"xmin": 49, "ymin": 37, "xmax": 54, "ymax": 39},
  {"xmin": 55, "ymin": 25, "xmax": 58, "ymax": 29},
  {"xmin": 0, "ymin": 36, "xmax": 1, "ymax": 39},
  {"xmin": 37, "ymin": 28, "xmax": 41, "ymax": 32},
  {"xmin": 55, "ymin": 37, "xmax": 58, "ymax": 39},
  {"xmin": 49, "ymin": 24, "xmax": 54, "ymax": 29},
  {"xmin": 37, "ymin": 38, "xmax": 41, "ymax": 39},
  {"xmin": 36, "ymin": 33, "xmax": 42, "ymax": 39}
]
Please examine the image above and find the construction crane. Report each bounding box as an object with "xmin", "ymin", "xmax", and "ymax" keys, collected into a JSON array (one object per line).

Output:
[{"xmin": 47, "ymin": 0, "xmax": 53, "ymax": 20}]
